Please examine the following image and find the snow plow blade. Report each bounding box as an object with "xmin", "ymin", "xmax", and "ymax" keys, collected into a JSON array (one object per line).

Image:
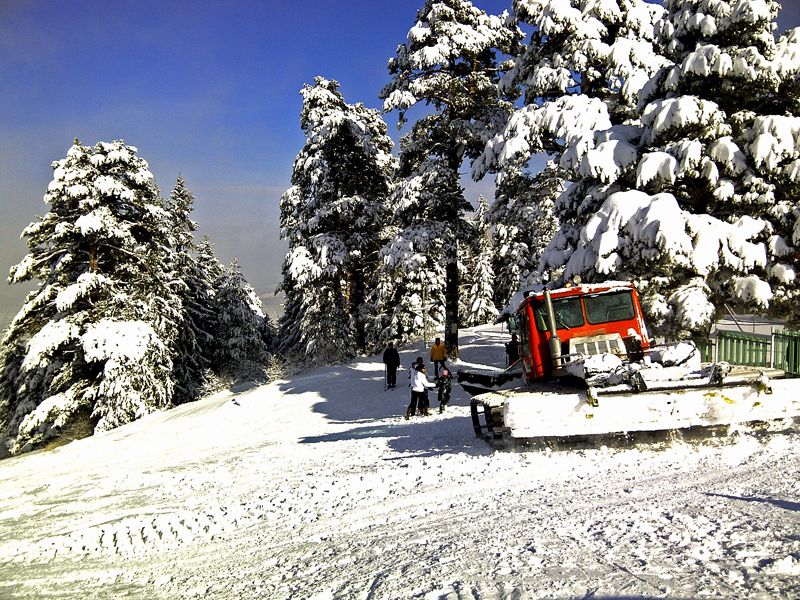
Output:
[
  {"xmin": 470, "ymin": 368, "xmax": 800, "ymax": 447},
  {"xmin": 456, "ymin": 362, "xmax": 523, "ymax": 396}
]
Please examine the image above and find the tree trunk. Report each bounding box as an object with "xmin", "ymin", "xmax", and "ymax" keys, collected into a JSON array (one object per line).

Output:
[
  {"xmin": 348, "ymin": 267, "xmax": 366, "ymax": 352},
  {"xmin": 444, "ymin": 247, "xmax": 459, "ymax": 359}
]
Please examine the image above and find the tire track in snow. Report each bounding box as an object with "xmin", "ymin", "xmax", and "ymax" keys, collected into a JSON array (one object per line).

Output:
[{"xmin": 153, "ymin": 434, "xmax": 800, "ymax": 600}]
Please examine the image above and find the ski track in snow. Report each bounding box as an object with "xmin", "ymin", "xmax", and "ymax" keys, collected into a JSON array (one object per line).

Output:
[{"xmin": 1, "ymin": 325, "xmax": 800, "ymax": 599}]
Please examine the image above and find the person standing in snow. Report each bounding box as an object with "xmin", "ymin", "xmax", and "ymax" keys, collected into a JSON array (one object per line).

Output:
[
  {"xmin": 408, "ymin": 356, "xmax": 423, "ymax": 385},
  {"xmin": 382, "ymin": 342, "xmax": 400, "ymax": 389},
  {"xmin": 505, "ymin": 334, "xmax": 520, "ymax": 365},
  {"xmin": 405, "ymin": 363, "xmax": 436, "ymax": 419},
  {"xmin": 436, "ymin": 367, "xmax": 452, "ymax": 413},
  {"xmin": 430, "ymin": 337, "xmax": 447, "ymax": 378}
]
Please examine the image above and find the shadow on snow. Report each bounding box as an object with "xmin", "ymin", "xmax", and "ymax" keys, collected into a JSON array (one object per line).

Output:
[
  {"xmin": 705, "ymin": 492, "xmax": 800, "ymax": 512},
  {"xmin": 278, "ymin": 335, "xmax": 508, "ymax": 457}
]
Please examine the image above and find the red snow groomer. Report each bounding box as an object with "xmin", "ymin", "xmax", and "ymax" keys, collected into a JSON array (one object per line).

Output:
[
  {"xmin": 516, "ymin": 282, "xmax": 649, "ymax": 380},
  {"xmin": 460, "ymin": 282, "xmax": 800, "ymax": 447}
]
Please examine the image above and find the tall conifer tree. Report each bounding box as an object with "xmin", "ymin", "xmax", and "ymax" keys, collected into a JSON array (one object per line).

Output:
[
  {"xmin": 381, "ymin": 0, "xmax": 522, "ymax": 356},
  {"xmin": 463, "ymin": 197, "xmax": 499, "ymax": 326},
  {"xmin": 279, "ymin": 77, "xmax": 395, "ymax": 362},
  {"xmin": 0, "ymin": 141, "xmax": 180, "ymax": 454},
  {"xmin": 537, "ymin": 0, "xmax": 800, "ymax": 334},
  {"xmin": 214, "ymin": 258, "xmax": 273, "ymax": 378},
  {"xmin": 166, "ymin": 176, "xmax": 216, "ymax": 404},
  {"xmin": 488, "ymin": 162, "xmax": 561, "ymax": 309}
]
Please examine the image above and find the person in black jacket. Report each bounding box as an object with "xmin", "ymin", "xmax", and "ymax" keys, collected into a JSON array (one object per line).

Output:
[
  {"xmin": 382, "ymin": 342, "xmax": 401, "ymax": 389},
  {"xmin": 505, "ymin": 334, "xmax": 520, "ymax": 365}
]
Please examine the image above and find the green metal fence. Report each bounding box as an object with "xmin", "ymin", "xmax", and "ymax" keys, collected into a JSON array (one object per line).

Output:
[
  {"xmin": 692, "ymin": 337, "xmax": 715, "ymax": 363},
  {"xmin": 716, "ymin": 330, "xmax": 771, "ymax": 368},
  {"xmin": 666, "ymin": 327, "xmax": 800, "ymax": 376},
  {"xmin": 709, "ymin": 328, "xmax": 800, "ymax": 377},
  {"xmin": 772, "ymin": 328, "xmax": 800, "ymax": 377}
]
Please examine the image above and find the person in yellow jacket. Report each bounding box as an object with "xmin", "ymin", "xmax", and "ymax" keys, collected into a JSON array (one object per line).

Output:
[{"xmin": 430, "ymin": 337, "xmax": 447, "ymax": 378}]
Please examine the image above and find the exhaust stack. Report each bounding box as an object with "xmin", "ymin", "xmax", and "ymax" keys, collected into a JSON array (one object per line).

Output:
[{"xmin": 543, "ymin": 289, "xmax": 562, "ymax": 371}]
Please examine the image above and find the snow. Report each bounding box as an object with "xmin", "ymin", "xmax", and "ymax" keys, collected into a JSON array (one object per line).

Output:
[
  {"xmin": 731, "ymin": 0, "xmax": 776, "ymax": 25},
  {"xmin": 415, "ymin": 43, "xmax": 450, "ymax": 68},
  {"xmin": 55, "ymin": 272, "xmax": 111, "ymax": 312},
  {"xmin": 636, "ymin": 150, "xmax": 677, "ymax": 186},
  {"xmin": 15, "ymin": 386, "xmax": 83, "ymax": 449},
  {"xmin": 748, "ymin": 116, "xmax": 800, "ymax": 173},
  {"xmin": 770, "ymin": 263, "xmax": 796, "ymax": 284},
  {"xmin": 475, "ymin": 95, "xmax": 612, "ymax": 180},
  {"xmin": 580, "ymin": 137, "xmax": 639, "ymax": 183},
  {"xmin": 666, "ymin": 279, "xmax": 716, "ymax": 331},
  {"xmin": 74, "ymin": 206, "xmax": 126, "ymax": 238},
  {"xmin": 82, "ymin": 319, "xmax": 158, "ymax": 365},
  {"xmin": 734, "ymin": 275, "xmax": 773, "ymax": 307},
  {"xmin": 648, "ymin": 341, "xmax": 701, "ymax": 369},
  {"xmin": 544, "ymin": 185, "xmax": 777, "ymax": 329},
  {"xmin": 570, "ymin": 191, "xmax": 694, "ymax": 276},
  {"xmin": 682, "ymin": 45, "xmax": 732, "ymax": 78},
  {"xmin": 2, "ymin": 324, "xmax": 800, "ymax": 598},
  {"xmin": 20, "ymin": 319, "xmax": 80, "ymax": 371},
  {"xmin": 641, "ymin": 96, "xmax": 722, "ymax": 145},
  {"xmin": 564, "ymin": 351, "xmax": 623, "ymax": 378}
]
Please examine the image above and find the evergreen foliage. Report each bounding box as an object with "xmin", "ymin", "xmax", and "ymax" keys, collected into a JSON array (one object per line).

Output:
[
  {"xmin": 0, "ymin": 140, "xmax": 180, "ymax": 454},
  {"xmin": 380, "ymin": 0, "xmax": 523, "ymax": 354},
  {"xmin": 474, "ymin": 0, "xmax": 669, "ymax": 182},
  {"xmin": 166, "ymin": 176, "xmax": 215, "ymax": 404},
  {"xmin": 488, "ymin": 162, "xmax": 561, "ymax": 309},
  {"xmin": 214, "ymin": 258, "xmax": 274, "ymax": 379},
  {"xmin": 192, "ymin": 234, "xmax": 226, "ymax": 371},
  {"xmin": 463, "ymin": 196, "xmax": 499, "ymax": 326},
  {"xmin": 6, "ymin": 1, "xmax": 800, "ymax": 455},
  {"xmin": 279, "ymin": 77, "xmax": 395, "ymax": 363},
  {"xmin": 0, "ymin": 144, "xmax": 277, "ymax": 455},
  {"xmin": 472, "ymin": 0, "xmax": 669, "ymax": 279},
  {"xmin": 374, "ymin": 155, "xmax": 454, "ymax": 347},
  {"xmin": 537, "ymin": 0, "xmax": 800, "ymax": 335}
]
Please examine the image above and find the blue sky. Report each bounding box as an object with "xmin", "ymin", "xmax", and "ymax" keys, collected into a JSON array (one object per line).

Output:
[{"xmin": 1, "ymin": 0, "xmax": 799, "ymax": 326}]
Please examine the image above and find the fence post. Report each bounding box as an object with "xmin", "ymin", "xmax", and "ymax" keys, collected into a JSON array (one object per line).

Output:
[{"xmin": 773, "ymin": 328, "xmax": 800, "ymax": 377}]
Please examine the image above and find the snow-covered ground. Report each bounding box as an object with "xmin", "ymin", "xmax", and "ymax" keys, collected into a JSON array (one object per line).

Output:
[{"xmin": 1, "ymin": 324, "xmax": 799, "ymax": 600}]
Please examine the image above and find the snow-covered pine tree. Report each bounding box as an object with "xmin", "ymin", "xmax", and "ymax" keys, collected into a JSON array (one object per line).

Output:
[
  {"xmin": 214, "ymin": 258, "xmax": 273, "ymax": 380},
  {"xmin": 194, "ymin": 233, "xmax": 225, "ymax": 355},
  {"xmin": 374, "ymin": 155, "xmax": 452, "ymax": 347},
  {"xmin": 457, "ymin": 241, "xmax": 472, "ymax": 328},
  {"xmin": 457, "ymin": 198, "xmax": 480, "ymax": 323},
  {"xmin": 539, "ymin": 0, "xmax": 800, "ymax": 335},
  {"xmin": 474, "ymin": 0, "xmax": 669, "ymax": 182},
  {"xmin": 165, "ymin": 176, "xmax": 217, "ymax": 404},
  {"xmin": 488, "ymin": 162, "xmax": 562, "ymax": 309},
  {"xmin": 472, "ymin": 1, "xmax": 669, "ymax": 296},
  {"xmin": 278, "ymin": 77, "xmax": 395, "ymax": 363},
  {"xmin": 0, "ymin": 140, "xmax": 181, "ymax": 454},
  {"xmin": 463, "ymin": 196, "xmax": 499, "ymax": 326},
  {"xmin": 380, "ymin": 0, "xmax": 523, "ymax": 356}
]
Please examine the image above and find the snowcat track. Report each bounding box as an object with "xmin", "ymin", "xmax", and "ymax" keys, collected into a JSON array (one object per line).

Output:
[
  {"xmin": 471, "ymin": 404, "xmax": 741, "ymax": 451},
  {"xmin": 470, "ymin": 397, "xmax": 504, "ymax": 443}
]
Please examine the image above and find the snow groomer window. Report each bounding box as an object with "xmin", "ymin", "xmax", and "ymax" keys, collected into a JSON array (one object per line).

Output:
[
  {"xmin": 533, "ymin": 297, "xmax": 585, "ymax": 331},
  {"xmin": 584, "ymin": 291, "xmax": 635, "ymax": 325}
]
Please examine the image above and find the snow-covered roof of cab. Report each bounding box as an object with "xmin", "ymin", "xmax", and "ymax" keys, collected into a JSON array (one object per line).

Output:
[
  {"xmin": 497, "ymin": 281, "xmax": 635, "ymax": 321},
  {"xmin": 526, "ymin": 281, "xmax": 636, "ymax": 300}
]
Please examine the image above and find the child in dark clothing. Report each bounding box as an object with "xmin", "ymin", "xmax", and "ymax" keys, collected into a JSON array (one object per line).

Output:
[{"xmin": 436, "ymin": 368, "xmax": 452, "ymax": 413}]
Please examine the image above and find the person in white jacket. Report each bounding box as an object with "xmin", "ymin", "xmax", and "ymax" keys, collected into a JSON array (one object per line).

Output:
[{"xmin": 405, "ymin": 363, "xmax": 436, "ymax": 419}]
